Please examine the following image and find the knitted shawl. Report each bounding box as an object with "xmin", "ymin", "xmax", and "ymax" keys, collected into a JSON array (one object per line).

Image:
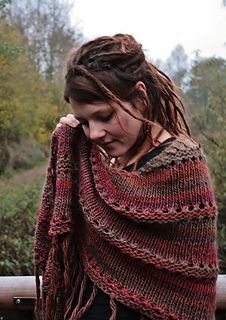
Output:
[{"xmin": 34, "ymin": 125, "xmax": 218, "ymax": 320}]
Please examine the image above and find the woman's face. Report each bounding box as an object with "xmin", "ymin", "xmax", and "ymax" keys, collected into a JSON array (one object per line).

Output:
[{"xmin": 69, "ymin": 98, "xmax": 143, "ymax": 158}]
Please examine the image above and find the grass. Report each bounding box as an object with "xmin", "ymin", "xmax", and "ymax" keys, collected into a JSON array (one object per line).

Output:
[{"xmin": 0, "ymin": 171, "xmax": 45, "ymax": 275}]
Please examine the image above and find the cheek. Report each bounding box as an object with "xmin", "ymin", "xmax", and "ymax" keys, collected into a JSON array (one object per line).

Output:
[
  {"xmin": 107, "ymin": 114, "xmax": 142, "ymax": 138},
  {"xmin": 121, "ymin": 117, "xmax": 142, "ymax": 137},
  {"xmin": 120, "ymin": 117, "xmax": 130, "ymax": 132},
  {"xmin": 105, "ymin": 118, "xmax": 125, "ymax": 136},
  {"xmin": 113, "ymin": 114, "xmax": 132, "ymax": 136}
]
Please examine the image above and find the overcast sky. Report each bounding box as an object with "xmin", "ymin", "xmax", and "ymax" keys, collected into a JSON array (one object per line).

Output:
[{"xmin": 70, "ymin": 0, "xmax": 226, "ymax": 62}]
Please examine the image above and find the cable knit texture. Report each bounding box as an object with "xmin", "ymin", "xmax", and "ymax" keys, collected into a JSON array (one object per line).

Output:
[{"xmin": 34, "ymin": 125, "xmax": 218, "ymax": 320}]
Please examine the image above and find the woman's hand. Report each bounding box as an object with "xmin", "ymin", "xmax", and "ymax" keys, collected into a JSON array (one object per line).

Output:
[{"xmin": 55, "ymin": 114, "xmax": 80, "ymax": 129}]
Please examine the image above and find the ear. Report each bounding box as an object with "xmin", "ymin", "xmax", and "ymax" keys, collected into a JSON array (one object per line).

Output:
[{"xmin": 135, "ymin": 81, "xmax": 147, "ymax": 96}]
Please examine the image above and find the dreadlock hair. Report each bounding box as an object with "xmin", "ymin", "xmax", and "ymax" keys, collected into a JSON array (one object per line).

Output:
[{"xmin": 64, "ymin": 34, "xmax": 191, "ymax": 166}]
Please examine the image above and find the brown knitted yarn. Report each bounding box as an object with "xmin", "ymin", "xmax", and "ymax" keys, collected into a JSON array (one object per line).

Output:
[{"xmin": 34, "ymin": 125, "xmax": 218, "ymax": 320}]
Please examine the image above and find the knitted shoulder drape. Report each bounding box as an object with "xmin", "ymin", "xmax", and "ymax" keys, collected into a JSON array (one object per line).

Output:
[{"xmin": 34, "ymin": 126, "xmax": 218, "ymax": 320}]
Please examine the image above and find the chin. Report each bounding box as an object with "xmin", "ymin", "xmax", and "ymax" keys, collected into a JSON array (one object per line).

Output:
[
  {"xmin": 105, "ymin": 149, "xmax": 124, "ymax": 158},
  {"xmin": 100, "ymin": 144, "xmax": 130, "ymax": 158},
  {"xmin": 105, "ymin": 151, "xmax": 119, "ymax": 157}
]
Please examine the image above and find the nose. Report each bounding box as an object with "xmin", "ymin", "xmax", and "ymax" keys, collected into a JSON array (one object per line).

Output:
[{"xmin": 88, "ymin": 122, "xmax": 106, "ymax": 142}]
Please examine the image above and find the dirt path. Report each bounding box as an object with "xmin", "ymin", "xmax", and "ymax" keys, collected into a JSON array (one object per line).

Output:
[{"xmin": 0, "ymin": 163, "xmax": 47, "ymax": 186}]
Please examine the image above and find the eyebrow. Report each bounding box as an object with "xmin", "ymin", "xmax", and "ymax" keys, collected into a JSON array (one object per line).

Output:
[{"xmin": 74, "ymin": 109, "xmax": 112, "ymax": 120}]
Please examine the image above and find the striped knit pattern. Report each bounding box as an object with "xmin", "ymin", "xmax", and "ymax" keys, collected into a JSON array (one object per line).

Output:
[{"xmin": 34, "ymin": 125, "xmax": 218, "ymax": 320}]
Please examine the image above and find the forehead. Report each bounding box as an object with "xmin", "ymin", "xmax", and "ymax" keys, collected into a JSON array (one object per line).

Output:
[{"xmin": 69, "ymin": 98, "xmax": 114, "ymax": 116}]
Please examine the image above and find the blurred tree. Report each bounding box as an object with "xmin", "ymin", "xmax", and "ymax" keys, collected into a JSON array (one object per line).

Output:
[
  {"xmin": 185, "ymin": 56, "xmax": 226, "ymax": 272},
  {"xmin": 10, "ymin": 0, "xmax": 83, "ymax": 80},
  {"xmin": 164, "ymin": 44, "xmax": 189, "ymax": 88},
  {"xmin": 0, "ymin": 19, "xmax": 60, "ymax": 172},
  {"xmin": 186, "ymin": 56, "xmax": 225, "ymax": 127},
  {"xmin": 0, "ymin": 0, "xmax": 11, "ymax": 18},
  {"xmin": 0, "ymin": 0, "xmax": 82, "ymax": 173}
]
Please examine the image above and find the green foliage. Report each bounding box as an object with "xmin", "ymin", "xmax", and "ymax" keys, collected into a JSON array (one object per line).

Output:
[
  {"xmin": 0, "ymin": 19, "xmax": 61, "ymax": 172},
  {"xmin": 186, "ymin": 56, "xmax": 226, "ymax": 273},
  {"xmin": 0, "ymin": 41, "xmax": 23, "ymax": 56},
  {"xmin": 186, "ymin": 57, "xmax": 226, "ymax": 212},
  {"xmin": 0, "ymin": 0, "xmax": 82, "ymax": 174},
  {"xmin": 0, "ymin": 0, "xmax": 80, "ymax": 278},
  {"xmin": 0, "ymin": 172, "xmax": 45, "ymax": 275}
]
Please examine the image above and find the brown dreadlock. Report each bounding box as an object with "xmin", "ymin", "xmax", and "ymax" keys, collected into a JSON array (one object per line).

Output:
[{"xmin": 64, "ymin": 34, "xmax": 191, "ymax": 166}]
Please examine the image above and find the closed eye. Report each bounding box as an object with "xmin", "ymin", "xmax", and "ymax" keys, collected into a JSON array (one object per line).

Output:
[
  {"xmin": 75, "ymin": 113, "xmax": 113, "ymax": 126},
  {"xmin": 98, "ymin": 113, "xmax": 113, "ymax": 122}
]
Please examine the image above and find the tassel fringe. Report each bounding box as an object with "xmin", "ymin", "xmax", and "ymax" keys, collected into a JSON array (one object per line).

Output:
[
  {"xmin": 76, "ymin": 284, "xmax": 98, "ymax": 319},
  {"xmin": 109, "ymin": 296, "xmax": 117, "ymax": 320},
  {"xmin": 68, "ymin": 273, "xmax": 88, "ymax": 319}
]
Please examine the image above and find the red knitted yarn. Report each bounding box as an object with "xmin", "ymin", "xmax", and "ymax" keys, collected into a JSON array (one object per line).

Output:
[{"xmin": 34, "ymin": 125, "xmax": 218, "ymax": 320}]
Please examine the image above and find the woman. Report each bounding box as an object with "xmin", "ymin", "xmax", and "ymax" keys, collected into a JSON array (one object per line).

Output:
[{"xmin": 34, "ymin": 34, "xmax": 218, "ymax": 320}]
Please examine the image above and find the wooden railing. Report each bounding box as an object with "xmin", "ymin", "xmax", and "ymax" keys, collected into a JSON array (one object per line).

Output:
[{"xmin": 0, "ymin": 275, "xmax": 225, "ymax": 310}]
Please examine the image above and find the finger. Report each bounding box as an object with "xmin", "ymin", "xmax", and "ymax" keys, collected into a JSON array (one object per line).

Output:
[
  {"xmin": 66, "ymin": 114, "xmax": 80, "ymax": 126},
  {"xmin": 66, "ymin": 113, "xmax": 75, "ymax": 119},
  {"xmin": 70, "ymin": 119, "xmax": 80, "ymax": 127},
  {"xmin": 59, "ymin": 116, "xmax": 70, "ymax": 124},
  {"xmin": 59, "ymin": 116, "xmax": 80, "ymax": 127}
]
